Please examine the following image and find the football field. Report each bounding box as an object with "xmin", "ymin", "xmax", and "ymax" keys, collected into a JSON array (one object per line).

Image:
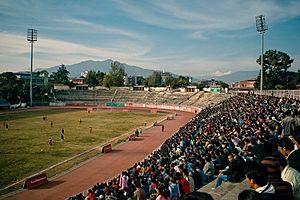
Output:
[{"xmin": 0, "ymin": 108, "xmax": 166, "ymax": 190}]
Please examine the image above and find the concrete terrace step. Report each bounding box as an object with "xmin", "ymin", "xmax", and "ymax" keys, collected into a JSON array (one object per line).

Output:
[
  {"xmin": 219, "ymin": 181, "xmax": 249, "ymax": 200},
  {"xmin": 198, "ymin": 179, "xmax": 249, "ymax": 200}
]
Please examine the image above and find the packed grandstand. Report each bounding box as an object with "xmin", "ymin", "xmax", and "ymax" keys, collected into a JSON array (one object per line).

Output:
[{"xmin": 61, "ymin": 93, "xmax": 300, "ymax": 200}]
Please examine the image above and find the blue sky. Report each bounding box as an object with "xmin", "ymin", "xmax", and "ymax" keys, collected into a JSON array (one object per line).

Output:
[{"xmin": 0, "ymin": 0, "xmax": 300, "ymax": 77}]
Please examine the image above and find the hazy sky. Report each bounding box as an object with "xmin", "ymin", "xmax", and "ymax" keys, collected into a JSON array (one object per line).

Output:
[{"xmin": 0, "ymin": 0, "xmax": 300, "ymax": 76}]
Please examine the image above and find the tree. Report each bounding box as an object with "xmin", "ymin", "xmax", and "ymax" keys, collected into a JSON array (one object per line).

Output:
[
  {"xmin": 103, "ymin": 74, "xmax": 113, "ymax": 88},
  {"xmin": 174, "ymin": 76, "xmax": 189, "ymax": 88},
  {"xmin": 165, "ymin": 76, "xmax": 176, "ymax": 87},
  {"xmin": 50, "ymin": 64, "xmax": 70, "ymax": 84},
  {"xmin": 85, "ymin": 71, "xmax": 98, "ymax": 87},
  {"xmin": 146, "ymin": 71, "xmax": 162, "ymax": 87},
  {"xmin": 220, "ymin": 82, "xmax": 229, "ymax": 89},
  {"xmin": 0, "ymin": 72, "xmax": 25, "ymax": 103},
  {"xmin": 164, "ymin": 76, "xmax": 189, "ymax": 88},
  {"xmin": 109, "ymin": 61, "xmax": 125, "ymax": 86},
  {"xmin": 255, "ymin": 50, "xmax": 294, "ymax": 89},
  {"xmin": 96, "ymin": 71, "xmax": 105, "ymax": 86},
  {"xmin": 196, "ymin": 83, "xmax": 205, "ymax": 91}
]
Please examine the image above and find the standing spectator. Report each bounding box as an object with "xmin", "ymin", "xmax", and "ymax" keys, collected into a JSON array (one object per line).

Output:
[
  {"xmin": 289, "ymin": 133, "xmax": 300, "ymax": 149},
  {"xmin": 278, "ymin": 138, "xmax": 300, "ymax": 173},
  {"xmin": 279, "ymin": 158, "xmax": 300, "ymax": 200},
  {"xmin": 282, "ymin": 110, "xmax": 295, "ymax": 137},
  {"xmin": 292, "ymin": 109, "xmax": 300, "ymax": 131},
  {"xmin": 119, "ymin": 171, "xmax": 128, "ymax": 189},
  {"xmin": 162, "ymin": 125, "xmax": 165, "ymax": 132}
]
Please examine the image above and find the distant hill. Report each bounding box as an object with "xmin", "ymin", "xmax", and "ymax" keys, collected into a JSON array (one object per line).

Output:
[
  {"xmin": 35, "ymin": 59, "xmax": 155, "ymax": 78},
  {"xmin": 199, "ymin": 70, "xmax": 259, "ymax": 84},
  {"xmin": 35, "ymin": 59, "xmax": 259, "ymax": 84}
]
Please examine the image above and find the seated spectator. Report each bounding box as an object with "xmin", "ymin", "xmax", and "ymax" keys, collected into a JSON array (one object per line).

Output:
[
  {"xmin": 214, "ymin": 150, "xmax": 245, "ymax": 188},
  {"xmin": 76, "ymin": 193, "xmax": 84, "ymax": 200},
  {"xmin": 168, "ymin": 177, "xmax": 180, "ymax": 200},
  {"xmin": 181, "ymin": 191, "xmax": 214, "ymax": 200},
  {"xmin": 260, "ymin": 141, "xmax": 294, "ymax": 200},
  {"xmin": 183, "ymin": 168, "xmax": 195, "ymax": 193},
  {"xmin": 278, "ymin": 138, "xmax": 300, "ymax": 173},
  {"xmin": 238, "ymin": 190, "xmax": 263, "ymax": 200},
  {"xmin": 86, "ymin": 189, "xmax": 96, "ymax": 200},
  {"xmin": 126, "ymin": 188, "xmax": 135, "ymax": 200},
  {"xmin": 190, "ymin": 165, "xmax": 203, "ymax": 190},
  {"xmin": 178, "ymin": 171, "xmax": 190, "ymax": 196},
  {"xmin": 155, "ymin": 184, "xmax": 169, "ymax": 200},
  {"xmin": 244, "ymin": 161, "xmax": 276, "ymax": 200},
  {"xmin": 134, "ymin": 181, "xmax": 147, "ymax": 200},
  {"xmin": 203, "ymin": 156, "xmax": 215, "ymax": 183},
  {"xmin": 249, "ymin": 138, "xmax": 266, "ymax": 161}
]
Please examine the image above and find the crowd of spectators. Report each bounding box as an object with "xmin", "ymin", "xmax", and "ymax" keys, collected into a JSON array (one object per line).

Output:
[{"xmin": 69, "ymin": 94, "xmax": 300, "ymax": 200}]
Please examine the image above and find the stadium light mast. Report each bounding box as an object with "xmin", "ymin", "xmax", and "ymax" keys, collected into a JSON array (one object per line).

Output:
[
  {"xmin": 27, "ymin": 29, "xmax": 37, "ymax": 106},
  {"xmin": 255, "ymin": 15, "xmax": 267, "ymax": 95}
]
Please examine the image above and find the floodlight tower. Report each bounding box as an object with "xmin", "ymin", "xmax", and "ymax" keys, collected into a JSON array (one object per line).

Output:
[
  {"xmin": 255, "ymin": 15, "xmax": 267, "ymax": 95},
  {"xmin": 27, "ymin": 29, "xmax": 37, "ymax": 106}
]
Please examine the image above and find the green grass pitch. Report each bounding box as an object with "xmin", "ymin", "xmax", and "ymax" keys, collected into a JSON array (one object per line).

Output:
[{"xmin": 0, "ymin": 108, "xmax": 165, "ymax": 189}]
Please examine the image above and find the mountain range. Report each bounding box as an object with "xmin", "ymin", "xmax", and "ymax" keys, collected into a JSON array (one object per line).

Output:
[
  {"xmin": 197, "ymin": 70, "xmax": 259, "ymax": 84},
  {"xmin": 36, "ymin": 59, "xmax": 154, "ymax": 78},
  {"xmin": 36, "ymin": 59, "xmax": 259, "ymax": 84}
]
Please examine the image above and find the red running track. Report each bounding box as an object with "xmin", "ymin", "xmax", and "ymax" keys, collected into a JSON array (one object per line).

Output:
[{"xmin": 5, "ymin": 110, "xmax": 195, "ymax": 200}]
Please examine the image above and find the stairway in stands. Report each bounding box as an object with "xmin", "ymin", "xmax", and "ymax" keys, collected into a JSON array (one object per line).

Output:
[{"xmin": 198, "ymin": 179, "xmax": 249, "ymax": 200}]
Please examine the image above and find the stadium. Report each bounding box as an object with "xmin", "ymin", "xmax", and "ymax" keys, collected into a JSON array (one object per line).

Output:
[
  {"xmin": 1, "ymin": 89, "xmax": 300, "ymax": 200},
  {"xmin": 0, "ymin": 88, "xmax": 229, "ymax": 198},
  {"xmin": 1, "ymin": 1, "xmax": 300, "ymax": 200}
]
